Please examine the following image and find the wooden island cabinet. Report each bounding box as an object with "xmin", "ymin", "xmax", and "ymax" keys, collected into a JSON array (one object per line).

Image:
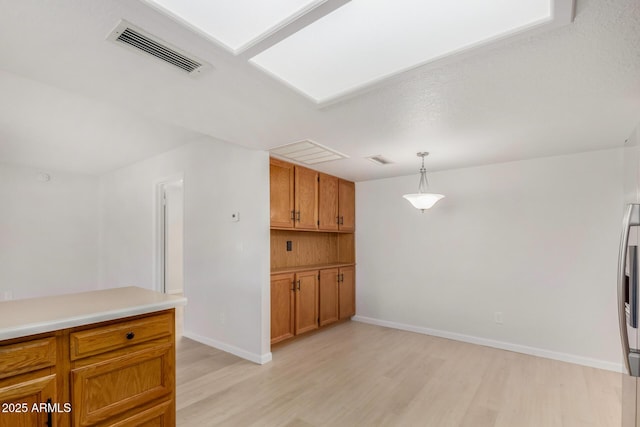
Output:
[
  {"xmin": 0, "ymin": 287, "xmax": 185, "ymax": 426},
  {"xmin": 270, "ymin": 157, "xmax": 356, "ymax": 345}
]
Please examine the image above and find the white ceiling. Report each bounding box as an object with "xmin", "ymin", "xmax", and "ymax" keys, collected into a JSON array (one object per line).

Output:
[{"xmin": 0, "ymin": 0, "xmax": 638, "ymax": 181}]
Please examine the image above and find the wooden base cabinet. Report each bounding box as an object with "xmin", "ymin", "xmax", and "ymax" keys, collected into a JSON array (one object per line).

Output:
[
  {"xmin": 271, "ymin": 267, "xmax": 355, "ymax": 344},
  {"xmin": 69, "ymin": 311, "xmax": 175, "ymax": 427},
  {"xmin": 339, "ymin": 266, "xmax": 356, "ymax": 319},
  {"xmin": 271, "ymin": 273, "xmax": 295, "ymax": 344},
  {"xmin": 319, "ymin": 268, "xmax": 339, "ymax": 326},
  {"xmin": 0, "ymin": 335, "xmax": 59, "ymax": 427},
  {"xmin": 0, "ymin": 373, "xmax": 57, "ymax": 427},
  {"xmin": 0, "ymin": 310, "xmax": 176, "ymax": 427},
  {"xmin": 270, "ymin": 272, "xmax": 319, "ymax": 344}
]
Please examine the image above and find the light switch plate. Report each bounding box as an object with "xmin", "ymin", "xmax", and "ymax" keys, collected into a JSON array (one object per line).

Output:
[{"xmin": 231, "ymin": 212, "xmax": 240, "ymax": 222}]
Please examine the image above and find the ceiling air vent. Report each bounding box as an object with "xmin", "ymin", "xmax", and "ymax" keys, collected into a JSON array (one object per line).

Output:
[
  {"xmin": 367, "ymin": 155, "xmax": 393, "ymax": 165},
  {"xmin": 270, "ymin": 140, "xmax": 348, "ymax": 165},
  {"xmin": 108, "ymin": 20, "xmax": 209, "ymax": 75}
]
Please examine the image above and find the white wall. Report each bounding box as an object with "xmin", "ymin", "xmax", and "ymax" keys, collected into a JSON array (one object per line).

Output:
[
  {"xmin": 0, "ymin": 164, "xmax": 99, "ymax": 299},
  {"xmin": 99, "ymin": 138, "xmax": 271, "ymax": 363},
  {"xmin": 355, "ymin": 148, "xmax": 624, "ymax": 370}
]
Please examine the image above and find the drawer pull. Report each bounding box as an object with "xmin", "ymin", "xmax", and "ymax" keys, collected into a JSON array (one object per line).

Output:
[
  {"xmin": 46, "ymin": 398, "xmax": 52, "ymax": 427},
  {"xmin": 126, "ymin": 332, "xmax": 135, "ymax": 340}
]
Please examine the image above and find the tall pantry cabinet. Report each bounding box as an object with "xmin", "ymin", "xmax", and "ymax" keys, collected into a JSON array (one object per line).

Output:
[{"xmin": 270, "ymin": 157, "xmax": 356, "ymax": 345}]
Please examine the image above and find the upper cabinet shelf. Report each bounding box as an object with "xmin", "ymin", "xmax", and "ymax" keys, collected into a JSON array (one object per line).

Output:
[{"xmin": 270, "ymin": 157, "xmax": 355, "ymax": 232}]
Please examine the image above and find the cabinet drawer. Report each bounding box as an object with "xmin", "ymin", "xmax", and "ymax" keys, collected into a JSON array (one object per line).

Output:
[
  {"xmin": 0, "ymin": 337, "xmax": 56, "ymax": 380},
  {"xmin": 70, "ymin": 312, "xmax": 172, "ymax": 360},
  {"xmin": 71, "ymin": 343, "xmax": 173, "ymax": 426},
  {"xmin": 108, "ymin": 400, "xmax": 172, "ymax": 427}
]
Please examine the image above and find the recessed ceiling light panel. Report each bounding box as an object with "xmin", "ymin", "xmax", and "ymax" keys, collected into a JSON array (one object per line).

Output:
[
  {"xmin": 143, "ymin": 0, "xmax": 326, "ymax": 53},
  {"xmin": 251, "ymin": 0, "xmax": 574, "ymax": 103}
]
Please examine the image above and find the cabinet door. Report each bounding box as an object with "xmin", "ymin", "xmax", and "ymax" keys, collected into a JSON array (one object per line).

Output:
[
  {"xmin": 270, "ymin": 273, "xmax": 295, "ymax": 344},
  {"xmin": 295, "ymin": 271, "xmax": 319, "ymax": 335},
  {"xmin": 294, "ymin": 166, "xmax": 318, "ymax": 230},
  {"xmin": 0, "ymin": 373, "xmax": 57, "ymax": 427},
  {"xmin": 270, "ymin": 158, "xmax": 295, "ymax": 228},
  {"xmin": 71, "ymin": 344, "xmax": 173, "ymax": 426},
  {"xmin": 318, "ymin": 173, "xmax": 339, "ymax": 231},
  {"xmin": 338, "ymin": 180, "xmax": 355, "ymax": 231},
  {"xmin": 319, "ymin": 268, "xmax": 339, "ymax": 327},
  {"xmin": 339, "ymin": 266, "xmax": 356, "ymax": 319}
]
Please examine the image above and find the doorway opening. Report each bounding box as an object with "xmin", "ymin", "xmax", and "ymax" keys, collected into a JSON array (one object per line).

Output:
[{"xmin": 157, "ymin": 176, "xmax": 184, "ymax": 335}]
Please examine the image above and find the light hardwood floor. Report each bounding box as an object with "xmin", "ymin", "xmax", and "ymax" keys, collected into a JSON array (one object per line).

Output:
[{"xmin": 176, "ymin": 321, "xmax": 621, "ymax": 426}]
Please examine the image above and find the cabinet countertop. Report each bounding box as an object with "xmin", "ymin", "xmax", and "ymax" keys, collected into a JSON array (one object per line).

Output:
[{"xmin": 0, "ymin": 286, "xmax": 187, "ymax": 341}]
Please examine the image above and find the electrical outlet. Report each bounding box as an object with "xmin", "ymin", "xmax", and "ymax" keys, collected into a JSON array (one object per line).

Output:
[
  {"xmin": 231, "ymin": 212, "xmax": 240, "ymax": 222},
  {"xmin": 494, "ymin": 312, "xmax": 503, "ymax": 325}
]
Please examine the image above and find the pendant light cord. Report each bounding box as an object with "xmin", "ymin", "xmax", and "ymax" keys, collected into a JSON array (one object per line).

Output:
[{"xmin": 418, "ymin": 154, "xmax": 429, "ymax": 193}]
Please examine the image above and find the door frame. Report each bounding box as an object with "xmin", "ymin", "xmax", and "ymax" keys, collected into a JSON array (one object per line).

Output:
[{"xmin": 154, "ymin": 173, "xmax": 184, "ymax": 294}]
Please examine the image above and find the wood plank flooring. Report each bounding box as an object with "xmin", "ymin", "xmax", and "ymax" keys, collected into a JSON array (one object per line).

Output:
[{"xmin": 176, "ymin": 321, "xmax": 621, "ymax": 426}]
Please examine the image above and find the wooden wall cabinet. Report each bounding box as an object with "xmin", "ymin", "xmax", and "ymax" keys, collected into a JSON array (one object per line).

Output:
[
  {"xmin": 270, "ymin": 158, "xmax": 319, "ymax": 230},
  {"xmin": 318, "ymin": 174, "xmax": 355, "ymax": 232},
  {"xmin": 270, "ymin": 158, "xmax": 295, "ymax": 228},
  {"xmin": 294, "ymin": 166, "xmax": 319, "ymax": 230},
  {"xmin": 270, "ymin": 272, "xmax": 318, "ymax": 344},
  {"xmin": 338, "ymin": 180, "xmax": 355, "ymax": 232},
  {"xmin": 0, "ymin": 310, "xmax": 176, "ymax": 427},
  {"xmin": 318, "ymin": 174, "xmax": 339, "ymax": 231},
  {"xmin": 270, "ymin": 157, "xmax": 355, "ymax": 344}
]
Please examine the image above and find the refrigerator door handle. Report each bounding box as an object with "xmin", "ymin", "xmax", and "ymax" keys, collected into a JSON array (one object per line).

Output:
[
  {"xmin": 630, "ymin": 246, "xmax": 638, "ymax": 329},
  {"xmin": 618, "ymin": 204, "xmax": 640, "ymax": 376}
]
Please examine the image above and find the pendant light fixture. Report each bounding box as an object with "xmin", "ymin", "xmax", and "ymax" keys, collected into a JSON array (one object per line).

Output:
[{"xmin": 402, "ymin": 152, "xmax": 444, "ymax": 212}]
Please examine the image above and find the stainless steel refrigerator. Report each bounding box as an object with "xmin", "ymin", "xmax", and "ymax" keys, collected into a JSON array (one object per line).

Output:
[{"xmin": 619, "ymin": 123, "xmax": 640, "ymax": 426}]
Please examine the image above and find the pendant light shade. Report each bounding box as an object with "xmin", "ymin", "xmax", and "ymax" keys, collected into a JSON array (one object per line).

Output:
[
  {"xmin": 402, "ymin": 192, "xmax": 445, "ymax": 210},
  {"xmin": 402, "ymin": 152, "xmax": 444, "ymax": 212}
]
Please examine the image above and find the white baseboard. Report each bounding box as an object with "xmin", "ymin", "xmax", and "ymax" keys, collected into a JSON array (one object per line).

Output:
[
  {"xmin": 183, "ymin": 330, "xmax": 272, "ymax": 365},
  {"xmin": 352, "ymin": 315, "xmax": 623, "ymax": 373}
]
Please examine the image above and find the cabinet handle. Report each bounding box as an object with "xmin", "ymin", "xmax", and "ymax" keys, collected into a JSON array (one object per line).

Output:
[
  {"xmin": 339, "ymin": 216, "xmax": 344, "ymax": 225},
  {"xmin": 46, "ymin": 398, "xmax": 52, "ymax": 427},
  {"xmin": 291, "ymin": 281, "xmax": 296, "ymax": 291},
  {"xmin": 296, "ymin": 211, "xmax": 301, "ymax": 222},
  {"xmin": 291, "ymin": 210, "xmax": 295, "ymax": 221},
  {"xmin": 126, "ymin": 332, "xmax": 135, "ymax": 340},
  {"xmin": 336, "ymin": 216, "xmax": 340, "ymax": 224},
  {"xmin": 297, "ymin": 280, "xmax": 301, "ymax": 291},
  {"xmin": 340, "ymin": 273, "xmax": 344, "ymax": 282}
]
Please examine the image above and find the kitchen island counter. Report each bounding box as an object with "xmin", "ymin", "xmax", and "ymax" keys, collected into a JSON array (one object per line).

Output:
[{"xmin": 0, "ymin": 286, "xmax": 186, "ymax": 340}]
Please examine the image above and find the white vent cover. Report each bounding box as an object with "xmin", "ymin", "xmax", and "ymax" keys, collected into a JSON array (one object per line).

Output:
[
  {"xmin": 367, "ymin": 155, "xmax": 393, "ymax": 165},
  {"xmin": 108, "ymin": 20, "xmax": 209, "ymax": 74},
  {"xmin": 270, "ymin": 140, "xmax": 348, "ymax": 165}
]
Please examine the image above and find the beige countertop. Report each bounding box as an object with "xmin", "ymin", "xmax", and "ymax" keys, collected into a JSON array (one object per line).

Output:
[{"xmin": 0, "ymin": 286, "xmax": 187, "ymax": 341}]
